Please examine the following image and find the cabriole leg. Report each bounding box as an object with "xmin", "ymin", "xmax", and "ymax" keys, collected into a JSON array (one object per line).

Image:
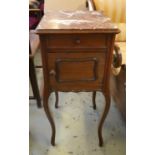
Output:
[
  {"xmin": 92, "ymin": 91, "xmax": 96, "ymax": 110},
  {"xmin": 55, "ymin": 91, "xmax": 59, "ymax": 108},
  {"xmin": 98, "ymin": 93, "xmax": 111, "ymax": 146},
  {"xmin": 43, "ymin": 89, "xmax": 56, "ymax": 146}
]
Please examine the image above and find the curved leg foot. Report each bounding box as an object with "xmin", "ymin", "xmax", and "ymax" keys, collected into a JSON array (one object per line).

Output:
[
  {"xmin": 43, "ymin": 90, "xmax": 56, "ymax": 146},
  {"xmin": 98, "ymin": 94, "xmax": 111, "ymax": 147},
  {"xmin": 55, "ymin": 91, "xmax": 59, "ymax": 109},
  {"xmin": 92, "ymin": 91, "xmax": 96, "ymax": 110}
]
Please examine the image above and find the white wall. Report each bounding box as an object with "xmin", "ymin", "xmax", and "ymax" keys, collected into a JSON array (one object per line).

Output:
[{"xmin": 44, "ymin": 0, "xmax": 87, "ymax": 12}]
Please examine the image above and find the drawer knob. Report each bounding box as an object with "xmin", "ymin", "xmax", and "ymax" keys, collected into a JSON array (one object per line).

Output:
[
  {"xmin": 49, "ymin": 70, "xmax": 56, "ymax": 76},
  {"xmin": 75, "ymin": 39, "xmax": 81, "ymax": 44}
]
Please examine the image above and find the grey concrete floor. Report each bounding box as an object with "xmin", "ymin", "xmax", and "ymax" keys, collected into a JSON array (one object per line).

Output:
[{"xmin": 29, "ymin": 52, "xmax": 126, "ymax": 155}]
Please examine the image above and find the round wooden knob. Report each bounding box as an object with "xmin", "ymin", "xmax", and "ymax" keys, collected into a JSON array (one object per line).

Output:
[
  {"xmin": 75, "ymin": 39, "xmax": 81, "ymax": 44},
  {"xmin": 49, "ymin": 70, "xmax": 56, "ymax": 76}
]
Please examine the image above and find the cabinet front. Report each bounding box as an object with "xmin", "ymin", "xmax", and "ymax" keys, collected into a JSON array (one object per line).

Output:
[{"xmin": 47, "ymin": 51, "xmax": 107, "ymax": 91}]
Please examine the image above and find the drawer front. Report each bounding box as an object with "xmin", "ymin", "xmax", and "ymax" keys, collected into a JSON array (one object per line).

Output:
[
  {"xmin": 47, "ymin": 52, "xmax": 107, "ymax": 91},
  {"xmin": 46, "ymin": 34, "xmax": 108, "ymax": 49}
]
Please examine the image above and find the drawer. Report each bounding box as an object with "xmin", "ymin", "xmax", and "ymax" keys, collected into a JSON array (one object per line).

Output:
[
  {"xmin": 46, "ymin": 34, "xmax": 108, "ymax": 49},
  {"xmin": 47, "ymin": 52, "xmax": 107, "ymax": 91}
]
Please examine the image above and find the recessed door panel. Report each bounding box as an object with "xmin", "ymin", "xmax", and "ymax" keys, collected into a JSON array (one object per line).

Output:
[{"xmin": 55, "ymin": 57, "xmax": 97, "ymax": 82}]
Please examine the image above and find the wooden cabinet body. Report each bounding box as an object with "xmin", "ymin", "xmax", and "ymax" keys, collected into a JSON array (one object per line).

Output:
[
  {"xmin": 40, "ymin": 33, "xmax": 115, "ymax": 92},
  {"xmin": 36, "ymin": 11, "xmax": 119, "ymax": 146}
]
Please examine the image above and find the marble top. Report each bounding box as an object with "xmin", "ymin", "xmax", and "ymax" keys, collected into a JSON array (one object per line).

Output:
[{"xmin": 36, "ymin": 10, "xmax": 120, "ymax": 34}]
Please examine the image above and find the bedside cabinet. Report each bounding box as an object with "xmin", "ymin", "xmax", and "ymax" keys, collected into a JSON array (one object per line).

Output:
[{"xmin": 36, "ymin": 10, "xmax": 119, "ymax": 146}]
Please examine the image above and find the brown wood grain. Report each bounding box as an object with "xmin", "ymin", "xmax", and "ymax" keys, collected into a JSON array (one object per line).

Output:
[{"xmin": 45, "ymin": 34, "xmax": 108, "ymax": 48}]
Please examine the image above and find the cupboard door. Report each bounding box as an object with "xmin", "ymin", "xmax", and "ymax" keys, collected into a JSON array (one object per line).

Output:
[{"xmin": 47, "ymin": 51, "xmax": 107, "ymax": 91}]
